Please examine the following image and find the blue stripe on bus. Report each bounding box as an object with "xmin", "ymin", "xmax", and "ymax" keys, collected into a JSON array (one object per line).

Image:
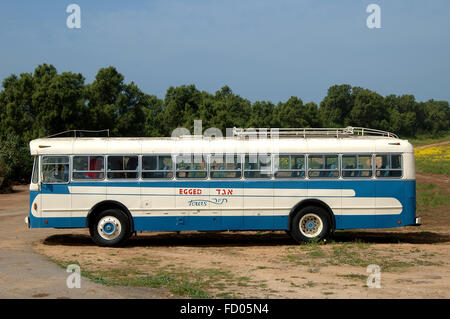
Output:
[
  {"xmin": 46, "ymin": 180, "xmax": 415, "ymax": 195},
  {"xmin": 27, "ymin": 213, "xmax": 416, "ymax": 231}
]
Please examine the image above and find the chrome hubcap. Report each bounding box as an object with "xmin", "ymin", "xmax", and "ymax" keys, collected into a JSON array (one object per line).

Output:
[
  {"xmin": 299, "ymin": 213, "xmax": 323, "ymax": 238},
  {"xmin": 97, "ymin": 216, "xmax": 121, "ymax": 240}
]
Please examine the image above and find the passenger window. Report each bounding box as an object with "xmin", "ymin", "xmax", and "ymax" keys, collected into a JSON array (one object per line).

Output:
[
  {"xmin": 274, "ymin": 154, "xmax": 305, "ymax": 178},
  {"xmin": 376, "ymin": 154, "xmax": 402, "ymax": 178},
  {"xmin": 42, "ymin": 156, "xmax": 70, "ymax": 183},
  {"xmin": 176, "ymin": 154, "xmax": 207, "ymax": 179},
  {"xmin": 73, "ymin": 156, "xmax": 105, "ymax": 180},
  {"xmin": 244, "ymin": 154, "xmax": 271, "ymax": 178},
  {"xmin": 107, "ymin": 156, "xmax": 139, "ymax": 179},
  {"xmin": 308, "ymin": 155, "xmax": 339, "ymax": 178},
  {"xmin": 142, "ymin": 155, "xmax": 173, "ymax": 179},
  {"xmin": 210, "ymin": 154, "xmax": 241, "ymax": 179},
  {"xmin": 342, "ymin": 154, "xmax": 372, "ymax": 178}
]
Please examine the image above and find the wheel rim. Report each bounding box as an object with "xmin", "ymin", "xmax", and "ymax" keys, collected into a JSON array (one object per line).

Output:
[
  {"xmin": 299, "ymin": 213, "xmax": 323, "ymax": 238},
  {"xmin": 97, "ymin": 216, "xmax": 122, "ymax": 241}
]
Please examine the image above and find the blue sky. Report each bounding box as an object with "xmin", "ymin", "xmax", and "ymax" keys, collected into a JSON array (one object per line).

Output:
[{"xmin": 0, "ymin": 0, "xmax": 449, "ymax": 104}]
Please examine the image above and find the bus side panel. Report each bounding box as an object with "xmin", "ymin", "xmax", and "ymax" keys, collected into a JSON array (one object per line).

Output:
[
  {"xmin": 40, "ymin": 184, "xmax": 72, "ymax": 228},
  {"xmin": 403, "ymin": 180, "xmax": 416, "ymax": 226},
  {"xmin": 336, "ymin": 180, "xmax": 375, "ymax": 229},
  {"xmin": 243, "ymin": 181, "xmax": 274, "ymax": 230},
  {"xmin": 375, "ymin": 180, "xmax": 404, "ymax": 228},
  {"xmin": 70, "ymin": 182, "xmax": 106, "ymax": 228},
  {"xmin": 210, "ymin": 181, "xmax": 243, "ymax": 230},
  {"xmin": 273, "ymin": 181, "xmax": 306, "ymax": 230}
]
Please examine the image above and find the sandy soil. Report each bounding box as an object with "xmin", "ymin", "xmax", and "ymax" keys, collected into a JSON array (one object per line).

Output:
[
  {"xmin": 0, "ymin": 185, "xmax": 173, "ymax": 299},
  {"xmin": 1, "ymin": 171, "xmax": 449, "ymax": 299}
]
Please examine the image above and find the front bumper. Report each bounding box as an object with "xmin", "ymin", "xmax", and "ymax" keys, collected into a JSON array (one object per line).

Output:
[{"xmin": 411, "ymin": 217, "xmax": 422, "ymax": 226}]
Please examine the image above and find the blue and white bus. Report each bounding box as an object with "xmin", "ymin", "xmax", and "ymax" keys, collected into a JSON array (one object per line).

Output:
[{"xmin": 27, "ymin": 127, "xmax": 420, "ymax": 246}]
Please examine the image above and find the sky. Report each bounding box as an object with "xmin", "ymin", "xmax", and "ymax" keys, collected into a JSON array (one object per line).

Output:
[{"xmin": 0, "ymin": 0, "xmax": 449, "ymax": 104}]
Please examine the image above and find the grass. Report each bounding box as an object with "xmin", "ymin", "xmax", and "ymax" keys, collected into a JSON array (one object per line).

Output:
[
  {"xmin": 50, "ymin": 257, "xmax": 268, "ymax": 298},
  {"xmin": 416, "ymin": 182, "xmax": 450, "ymax": 214},
  {"xmin": 415, "ymin": 144, "xmax": 450, "ymax": 175},
  {"xmin": 338, "ymin": 274, "xmax": 367, "ymax": 281},
  {"xmin": 284, "ymin": 242, "xmax": 443, "ymax": 272},
  {"xmin": 409, "ymin": 133, "xmax": 450, "ymax": 147}
]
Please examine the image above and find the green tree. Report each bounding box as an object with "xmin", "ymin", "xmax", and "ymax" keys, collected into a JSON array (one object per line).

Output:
[
  {"xmin": 319, "ymin": 84, "xmax": 354, "ymax": 127},
  {"xmin": 349, "ymin": 89, "xmax": 388, "ymax": 129}
]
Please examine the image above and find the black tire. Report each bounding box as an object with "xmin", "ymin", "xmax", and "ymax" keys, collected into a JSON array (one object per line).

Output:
[
  {"xmin": 89, "ymin": 209, "xmax": 131, "ymax": 247},
  {"xmin": 289, "ymin": 206, "xmax": 331, "ymax": 243}
]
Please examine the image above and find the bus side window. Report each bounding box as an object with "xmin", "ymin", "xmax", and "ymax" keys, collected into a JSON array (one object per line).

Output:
[
  {"xmin": 274, "ymin": 154, "xmax": 305, "ymax": 179},
  {"xmin": 342, "ymin": 154, "xmax": 372, "ymax": 178},
  {"xmin": 107, "ymin": 156, "xmax": 139, "ymax": 179},
  {"xmin": 142, "ymin": 155, "xmax": 174, "ymax": 179},
  {"xmin": 73, "ymin": 156, "xmax": 105, "ymax": 180},
  {"xmin": 210, "ymin": 154, "xmax": 241, "ymax": 179},
  {"xmin": 244, "ymin": 154, "xmax": 272, "ymax": 179},
  {"xmin": 308, "ymin": 155, "xmax": 339, "ymax": 178},
  {"xmin": 376, "ymin": 154, "xmax": 402, "ymax": 178},
  {"xmin": 42, "ymin": 156, "xmax": 70, "ymax": 183},
  {"xmin": 176, "ymin": 154, "xmax": 207, "ymax": 179}
]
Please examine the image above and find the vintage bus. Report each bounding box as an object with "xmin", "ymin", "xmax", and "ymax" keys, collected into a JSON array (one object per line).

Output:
[{"xmin": 27, "ymin": 127, "xmax": 420, "ymax": 246}]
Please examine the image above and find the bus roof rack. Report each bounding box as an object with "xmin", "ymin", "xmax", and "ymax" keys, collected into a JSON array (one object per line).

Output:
[
  {"xmin": 44, "ymin": 129, "xmax": 110, "ymax": 138},
  {"xmin": 232, "ymin": 126, "xmax": 399, "ymax": 139}
]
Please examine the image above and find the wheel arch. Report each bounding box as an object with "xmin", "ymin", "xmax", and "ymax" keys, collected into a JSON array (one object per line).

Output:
[
  {"xmin": 86, "ymin": 200, "xmax": 134, "ymax": 233},
  {"xmin": 287, "ymin": 199, "xmax": 336, "ymax": 231}
]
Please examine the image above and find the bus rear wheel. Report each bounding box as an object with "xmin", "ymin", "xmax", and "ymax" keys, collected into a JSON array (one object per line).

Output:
[
  {"xmin": 90, "ymin": 209, "xmax": 131, "ymax": 247},
  {"xmin": 289, "ymin": 206, "xmax": 330, "ymax": 243}
]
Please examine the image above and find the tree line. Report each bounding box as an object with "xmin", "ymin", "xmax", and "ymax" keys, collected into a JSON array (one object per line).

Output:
[{"xmin": 0, "ymin": 63, "xmax": 449, "ymax": 188}]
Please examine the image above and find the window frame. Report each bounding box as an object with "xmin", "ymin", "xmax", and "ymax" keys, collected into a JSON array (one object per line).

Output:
[
  {"xmin": 243, "ymin": 153, "xmax": 273, "ymax": 179},
  {"xmin": 141, "ymin": 154, "xmax": 175, "ymax": 180},
  {"xmin": 340, "ymin": 153, "xmax": 374, "ymax": 179},
  {"xmin": 209, "ymin": 153, "xmax": 243, "ymax": 180},
  {"xmin": 71, "ymin": 155, "xmax": 106, "ymax": 181},
  {"xmin": 273, "ymin": 153, "xmax": 306, "ymax": 179},
  {"xmin": 106, "ymin": 154, "xmax": 140, "ymax": 180},
  {"xmin": 41, "ymin": 155, "xmax": 71, "ymax": 184},
  {"xmin": 375, "ymin": 153, "xmax": 403, "ymax": 179},
  {"xmin": 31, "ymin": 156, "xmax": 40, "ymax": 184},
  {"xmin": 174, "ymin": 154, "xmax": 208, "ymax": 180},
  {"xmin": 307, "ymin": 154, "xmax": 340, "ymax": 179}
]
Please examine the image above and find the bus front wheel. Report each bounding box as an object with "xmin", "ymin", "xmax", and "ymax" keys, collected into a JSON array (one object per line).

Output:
[
  {"xmin": 89, "ymin": 209, "xmax": 131, "ymax": 247},
  {"xmin": 289, "ymin": 206, "xmax": 330, "ymax": 243}
]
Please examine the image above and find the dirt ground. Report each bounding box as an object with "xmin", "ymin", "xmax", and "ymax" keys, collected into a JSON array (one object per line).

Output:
[{"xmin": 1, "ymin": 172, "xmax": 449, "ymax": 299}]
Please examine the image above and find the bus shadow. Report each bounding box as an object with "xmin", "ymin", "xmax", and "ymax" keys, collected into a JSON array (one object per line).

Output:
[{"xmin": 42, "ymin": 230, "xmax": 450, "ymax": 247}]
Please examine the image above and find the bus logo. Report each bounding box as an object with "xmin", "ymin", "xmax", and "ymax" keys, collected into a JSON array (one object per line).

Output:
[{"xmin": 188, "ymin": 198, "xmax": 228, "ymax": 206}]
